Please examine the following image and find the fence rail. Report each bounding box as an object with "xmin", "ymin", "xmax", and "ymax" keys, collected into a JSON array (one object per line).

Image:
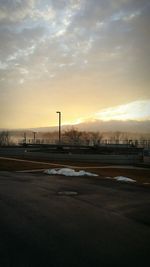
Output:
[{"xmin": 19, "ymin": 139, "xmax": 150, "ymax": 149}]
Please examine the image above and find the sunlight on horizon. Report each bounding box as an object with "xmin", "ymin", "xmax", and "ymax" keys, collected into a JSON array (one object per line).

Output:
[
  {"xmin": 94, "ymin": 100, "xmax": 150, "ymax": 122},
  {"xmin": 63, "ymin": 100, "xmax": 150, "ymax": 126}
]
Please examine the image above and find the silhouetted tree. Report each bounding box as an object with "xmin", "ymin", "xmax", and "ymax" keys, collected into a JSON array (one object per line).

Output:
[
  {"xmin": 63, "ymin": 128, "xmax": 82, "ymax": 145},
  {"xmin": 0, "ymin": 131, "xmax": 11, "ymax": 146},
  {"xmin": 90, "ymin": 132, "xmax": 103, "ymax": 146}
]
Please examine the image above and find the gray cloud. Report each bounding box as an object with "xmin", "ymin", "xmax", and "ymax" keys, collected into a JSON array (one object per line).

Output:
[
  {"xmin": 0, "ymin": 0, "xmax": 150, "ymax": 128},
  {"xmin": 1, "ymin": 0, "xmax": 149, "ymax": 79},
  {"xmin": 0, "ymin": 0, "xmax": 35, "ymax": 22}
]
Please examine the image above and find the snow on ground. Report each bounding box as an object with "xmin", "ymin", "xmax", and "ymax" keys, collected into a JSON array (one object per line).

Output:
[
  {"xmin": 44, "ymin": 168, "xmax": 98, "ymax": 177},
  {"xmin": 44, "ymin": 168, "xmax": 137, "ymax": 182},
  {"xmin": 114, "ymin": 176, "xmax": 136, "ymax": 183}
]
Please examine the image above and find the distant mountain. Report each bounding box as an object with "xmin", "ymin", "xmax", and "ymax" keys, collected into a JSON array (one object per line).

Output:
[
  {"xmin": 28, "ymin": 120, "xmax": 150, "ymax": 133},
  {"xmin": 1, "ymin": 120, "xmax": 150, "ymax": 134},
  {"xmin": 76, "ymin": 120, "xmax": 150, "ymax": 133}
]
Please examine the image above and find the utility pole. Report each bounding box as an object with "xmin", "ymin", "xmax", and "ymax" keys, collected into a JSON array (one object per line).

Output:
[
  {"xmin": 24, "ymin": 132, "xmax": 27, "ymax": 144},
  {"xmin": 33, "ymin": 132, "xmax": 36, "ymax": 144},
  {"xmin": 56, "ymin": 111, "xmax": 61, "ymax": 144}
]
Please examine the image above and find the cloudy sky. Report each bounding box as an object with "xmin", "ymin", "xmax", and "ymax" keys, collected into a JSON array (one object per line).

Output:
[{"xmin": 0, "ymin": 0, "xmax": 150, "ymax": 129}]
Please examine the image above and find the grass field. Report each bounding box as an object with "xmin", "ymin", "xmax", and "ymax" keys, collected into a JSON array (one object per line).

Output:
[{"xmin": 0, "ymin": 158, "xmax": 150, "ymax": 185}]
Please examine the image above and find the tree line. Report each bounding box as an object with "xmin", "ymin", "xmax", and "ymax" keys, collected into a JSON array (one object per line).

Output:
[{"xmin": 0, "ymin": 128, "xmax": 150, "ymax": 147}]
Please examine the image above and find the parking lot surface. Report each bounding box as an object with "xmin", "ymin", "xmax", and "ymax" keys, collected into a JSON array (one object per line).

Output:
[{"xmin": 0, "ymin": 171, "xmax": 150, "ymax": 267}]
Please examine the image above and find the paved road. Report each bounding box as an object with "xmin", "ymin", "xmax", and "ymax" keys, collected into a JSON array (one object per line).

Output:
[{"xmin": 0, "ymin": 171, "xmax": 150, "ymax": 267}]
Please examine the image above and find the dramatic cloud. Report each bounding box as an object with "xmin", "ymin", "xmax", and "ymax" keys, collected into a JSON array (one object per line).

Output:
[
  {"xmin": 0, "ymin": 0, "xmax": 150, "ymax": 128},
  {"xmin": 94, "ymin": 100, "xmax": 150, "ymax": 121}
]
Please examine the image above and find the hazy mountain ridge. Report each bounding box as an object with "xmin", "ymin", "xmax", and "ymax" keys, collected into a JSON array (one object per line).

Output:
[
  {"xmin": 3, "ymin": 120, "xmax": 149, "ymax": 134},
  {"xmin": 76, "ymin": 120, "xmax": 150, "ymax": 133}
]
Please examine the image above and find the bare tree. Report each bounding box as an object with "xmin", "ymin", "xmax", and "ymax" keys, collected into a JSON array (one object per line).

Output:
[
  {"xmin": 80, "ymin": 131, "xmax": 91, "ymax": 145},
  {"xmin": 41, "ymin": 132, "xmax": 58, "ymax": 144},
  {"xmin": 0, "ymin": 131, "xmax": 11, "ymax": 146},
  {"xmin": 63, "ymin": 128, "xmax": 82, "ymax": 145},
  {"xmin": 110, "ymin": 131, "xmax": 122, "ymax": 144},
  {"xmin": 90, "ymin": 132, "xmax": 103, "ymax": 146}
]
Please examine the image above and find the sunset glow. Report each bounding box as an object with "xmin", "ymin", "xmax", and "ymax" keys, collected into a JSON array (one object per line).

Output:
[
  {"xmin": 64, "ymin": 100, "xmax": 150, "ymax": 126},
  {"xmin": 0, "ymin": 1, "xmax": 150, "ymax": 129},
  {"xmin": 94, "ymin": 100, "xmax": 150, "ymax": 122}
]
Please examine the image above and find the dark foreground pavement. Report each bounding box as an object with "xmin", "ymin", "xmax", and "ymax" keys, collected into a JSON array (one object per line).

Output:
[{"xmin": 0, "ymin": 171, "xmax": 150, "ymax": 267}]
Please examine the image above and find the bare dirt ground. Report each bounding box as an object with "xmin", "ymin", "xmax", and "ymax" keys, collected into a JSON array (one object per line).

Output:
[
  {"xmin": 0, "ymin": 158, "xmax": 60, "ymax": 171},
  {"xmin": 0, "ymin": 158, "xmax": 149, "ymax": 185}
]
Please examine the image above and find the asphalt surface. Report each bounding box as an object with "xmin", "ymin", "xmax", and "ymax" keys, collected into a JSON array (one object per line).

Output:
[{"xmin": 0, "ymin": 171, "xmax": 150, "ymax": 267}]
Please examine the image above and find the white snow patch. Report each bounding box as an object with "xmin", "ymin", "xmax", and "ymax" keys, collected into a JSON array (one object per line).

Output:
[
  {"xmin": 44, "ymin": 168, "xmax": 98, "ymax": 177},
  {"xmin": 114, "ymin": 176, "xmax": 136, "ymax": 183}
]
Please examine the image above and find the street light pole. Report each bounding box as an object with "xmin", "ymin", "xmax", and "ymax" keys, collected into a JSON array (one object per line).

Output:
[
  {"xmin": 33, "ymin": 132, "xmax": 36, "ymax": 144},
  {"xmin": 24, "ymin": 132, "xmax": 27, "ymax": 144},
  {"xmin": 56, "ymin": 111, "xmax": 61, "ymax": 144}
]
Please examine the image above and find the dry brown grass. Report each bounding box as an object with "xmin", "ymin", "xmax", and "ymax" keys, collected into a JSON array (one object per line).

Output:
[
  {"xmin": 0, "ymin": 158, "xmax": 56, "ymax": 171},
  {"xmin": 0, "ymin": 158, "xmax": 149, "ymax": 185}
]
